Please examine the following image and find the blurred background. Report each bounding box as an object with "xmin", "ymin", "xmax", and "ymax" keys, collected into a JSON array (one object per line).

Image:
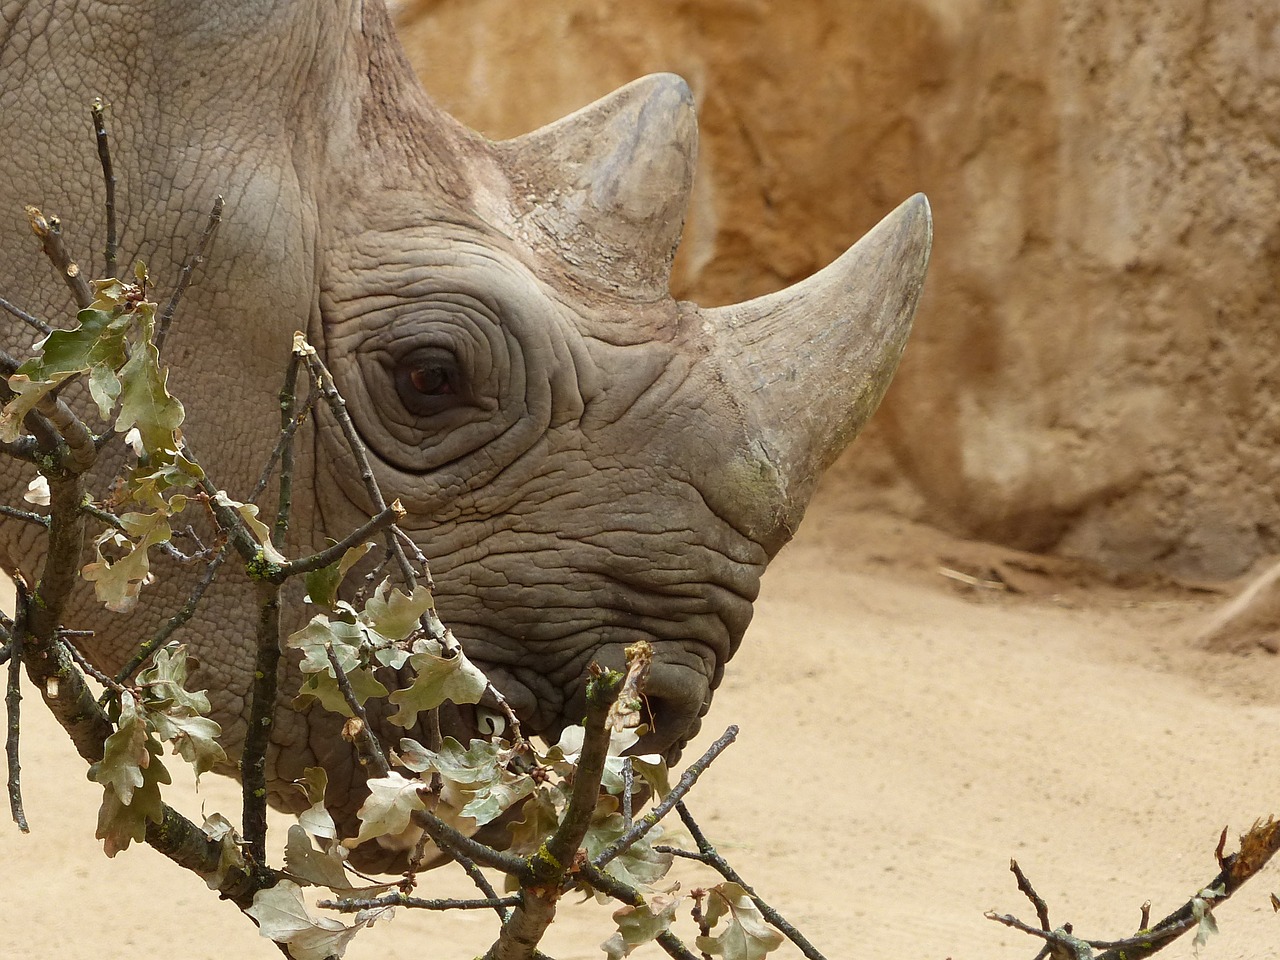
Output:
[{"xmin": 390, "ymin": 0, "xmax": 1280, "ymax": 582}]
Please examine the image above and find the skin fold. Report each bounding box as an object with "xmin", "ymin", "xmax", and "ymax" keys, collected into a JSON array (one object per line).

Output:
[{"xmin": 0, "ymin": 1, "xmax": 930, "ymax": 867}]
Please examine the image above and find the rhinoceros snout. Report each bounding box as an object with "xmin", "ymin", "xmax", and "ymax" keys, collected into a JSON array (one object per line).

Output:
[{"xmin": 634, "ymin": 658, "xmax": 713, "ymax": 761}]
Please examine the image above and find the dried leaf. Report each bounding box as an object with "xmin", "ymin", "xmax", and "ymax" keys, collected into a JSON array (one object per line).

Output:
[
  {"xmin": 386, "ymin": 647, "xmax": 487, "ymax": 728},
  {"xmin": 94, "ymin": 739, "xmax": 170, "ymax": 857},
  {"xmin": 507, "ymin": 789, "xmax": 561, "ymax": 856},
  {"xmin": 285, "ymin": 824, "xmax": 353, "ymax": 891},
  {"xmin": 81, "ymin": 511, "xmax": 173, "ymax": 612},
  {"xmin": 1, "ymin": 304, "xmax": 132, "ymax": 440},
  {"xmin": 213, "ymin": 491, "xmax": 285, "ymax": 565},
  {"xmin": 602, "ymin": 889, "xmax": 683, "ymax": 960},
  {"xmin": 90, "ymin": 691, "xmax": 149, "ymax": 804},
  {"xmin": 115, "ymin": 320, "xmax": 184, "ymax": 455},
  {"xmin": 397, "ymin": 737, "xmax": 534, "ymax": 826},
  {"xmin": 286, "ymin": 615, "xmax": 363, "ymax": 676},
  {"xmin": 246, "ymin": 879, "xmax": 377, "ymax": 960},
  {"xmin": 200, "ymin": 813, "xmax": 246, "ymax": 891},
  {"xmin": 695, "ymin": 882, "xmax": 784, "ymax": 960},
  {"xmin": 547, "ymin": 725, "xmax": 661, "ymax": 795},
  {"xmin": 296, "ymin": 767, "xmax": 338, "ymax": 840},
  {"xmin": 23, "ymin": 475, "xmax": 49, "ymax": 505},
  {"xmin": 295, "ymin": 666, "xmax": 389, "ymax": 718},
  {"xmin": 138, "ymin": 642, "xmax": 211, "ymax": 716},
  {"xmin": 584, "ymin": 811, "xmax": 673, "ymax": 891},
  {"xmin": 349, "ymin": 773, "xmax": 426, "ymax": 848},
  {"xmin": 361, "ymin": 580, "xmax": 433, "ymax": 643},
  {"xmin": 149, "ymin": 711, "xmax": 225, "ymax": 780},
  {"xmin": 305, "ymin": 541, "xmax": 376, "ymax": 609}
]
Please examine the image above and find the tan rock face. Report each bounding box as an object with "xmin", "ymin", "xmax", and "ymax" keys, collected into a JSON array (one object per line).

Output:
[{"xmin": 392, "ymin": 0, "xmax": 1280, "ymax": 579}]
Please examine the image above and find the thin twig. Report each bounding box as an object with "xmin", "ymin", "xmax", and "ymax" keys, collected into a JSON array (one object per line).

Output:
[
  {"xmin": 457, "ymin": 856, "xmax": 511, "ymax": 920},
  {"xmin": 1011, "ymin": 859, "xmax": 1051, "ymax": 931},
  {"xmin": 413, "ymin": 807, "xmax": 530, "ymax": 878},
  {"xmin": 985, "ymin": 913, "xmax": 1093, "ymax": 955},
  {"xmin": 272, "ymin": 351, "xmax": 303, "ymax": 546},
  {"xmin": 593, "ymin": 725, "xmax": 738, "ymax": 871},
  {"xmin": 992, "ymin": 818, "xmax": 1280, "ymax": 960},
  {"xmin": 242, "ymin": 577, "xmax": 282, "ymax": 866},
  {"xmin": 81, "ymin": 500, "xmax": 200, "ymax": 562},
  {"xmin": 90, "ymin": 98, "xmax": 118, "ymax": 280},
  {"xmin": 325, "ymin": 642, "xmax": 390, "ymax": 777},
  {"xmin": 112, "ymin": 543, "xmax": 230, "ymax": 687},
  {"xmin": 320, "ymin": 892, "xmax": 519, "ymax": 913},
  {"xmin": 276, "ymin": 502, "xmax": 404, "ymax": 581},
  {"xmin": 0, "ymin": 504, "xmax": 49, "ymax": 528},
  {"xmin": 0, "ymin": 294, "xmax": 52, "ymax": 336},
  {"xmin": 5, "ymin": 594, "xmax": 26, "ymax": 832},
  {"xmin": 59, "ymin": 635, "xmax": 123, "ymax": 693},
  {"xmin": 155, "ymin": 196, "xmax": 223, "ymax": 355},
  {"xmin": 670, "ymin": 802, "xmax": 827, "ymax": 960},
  {"xmin": 25, "ymin": 207, "xmax": 92, "ymax": 309}
]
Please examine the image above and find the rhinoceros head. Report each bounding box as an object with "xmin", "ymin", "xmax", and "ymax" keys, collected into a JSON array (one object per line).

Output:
[
  {"xmin": 314, "ymin": 66, "xmax": 931, "ymax": 758},
  {"xmin": 0, "ymin": 1, "xmax": 929, "ymax": 844}
]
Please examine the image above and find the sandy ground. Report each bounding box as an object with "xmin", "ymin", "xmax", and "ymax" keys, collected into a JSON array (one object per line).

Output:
[{"xmin": 4, "ymin": 486, "xmax": 1280, "ymax": 960}]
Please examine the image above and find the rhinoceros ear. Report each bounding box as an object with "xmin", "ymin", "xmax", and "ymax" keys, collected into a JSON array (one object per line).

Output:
[{"xmin": 497, "ymin": 73, "xmax": 697, "ymax": 301}]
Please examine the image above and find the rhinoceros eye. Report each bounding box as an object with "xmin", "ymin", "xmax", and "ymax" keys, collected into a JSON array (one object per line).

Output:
[{"xmin": 394, "ymin": 348, "xmax": 467, "ymax": 416}]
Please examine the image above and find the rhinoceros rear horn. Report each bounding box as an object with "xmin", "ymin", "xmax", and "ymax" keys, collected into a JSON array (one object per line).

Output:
[
  {"xmin": 498, "ymin": 73, "xmax": 697, "ymax": 300},
  {"xmin": 707, "ymin": 193, "xmax": 933, "ymax": 509}
]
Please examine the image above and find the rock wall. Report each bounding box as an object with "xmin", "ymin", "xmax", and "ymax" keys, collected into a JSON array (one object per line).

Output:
[{"xmin": 391, "ymin": 0, "xmax": 1280, "ymax": 579}]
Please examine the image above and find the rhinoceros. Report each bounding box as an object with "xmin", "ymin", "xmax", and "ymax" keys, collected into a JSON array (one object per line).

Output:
[{"xmin": 0, "ymin": 1, "xmax": 930, "ymax": 862}]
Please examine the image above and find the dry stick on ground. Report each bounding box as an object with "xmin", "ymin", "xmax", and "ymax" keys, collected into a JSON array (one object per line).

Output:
[{"xmin": 988, "ymin": 817, "xmax": 1280, "ymax": 960}]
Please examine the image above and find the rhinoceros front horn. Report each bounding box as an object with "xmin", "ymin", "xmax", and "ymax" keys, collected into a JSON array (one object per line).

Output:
[{"xmin": 706, "ymin": 194, "xmax": 933, "ymax": 520}]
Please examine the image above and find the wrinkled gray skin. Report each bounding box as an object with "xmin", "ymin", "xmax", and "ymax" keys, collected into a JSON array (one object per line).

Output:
[{"xmin": 0, "ymin": 2, "xmax": 930, "ymax": 866}]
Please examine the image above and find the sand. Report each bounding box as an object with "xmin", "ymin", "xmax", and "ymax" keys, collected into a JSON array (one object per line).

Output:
[{"xmin": 4, "ymin": 487, "xmax": 1280, "ymax": 959}]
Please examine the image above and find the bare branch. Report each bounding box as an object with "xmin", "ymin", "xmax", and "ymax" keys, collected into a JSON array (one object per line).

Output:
[
  {"xmin": 592, "ymin": 724, "xmax": 737, "ymax": 871},
  {"xmin": 241, "ymin": 577, "xmax": 282, "ymax": 866},
  {"xmin": 272, "ymin": 350, "xmax": 303, "ymax": 546},
  {"xmin": 275, "ymin": 502, "xmax": 404, "ymax": 580},
  {"xmin": 112, "ymin": 543, "xmax": 230, "ymax": 686},
  {"xmin": 0, "ymin": 294, "xmax": 52, "ymax": 336},
  {"xmin": 90, "ymin": 98, "xmax": 118, "ymax": 280},
  {"xmin": 320, "ymin": 892, "xmax": 519, "ymax": 913},
  {"xmin": 5, "ymin": 598, "xmax": 26, "ymax": 832},
  {"xmin": 155, "ymin": 196, "xmax": 223, "ymax": 355},
  {"xmin": 325, "ymin": 642, "xmax": 389, "ymax": 777},
  {"xmin": 1011, "ymin": 859, "xmax": 1051, "ymax": 931},
  {"xmin": 487, "ymin": 666, "xmax": 623, "ymax": 960},
  {"xmin": 0, "ymin": 504, "xmax": 48, "ymax": 528},
  {"xmin": 24, "ymin": 206, "xmax": 92, "ymax": 309}
]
